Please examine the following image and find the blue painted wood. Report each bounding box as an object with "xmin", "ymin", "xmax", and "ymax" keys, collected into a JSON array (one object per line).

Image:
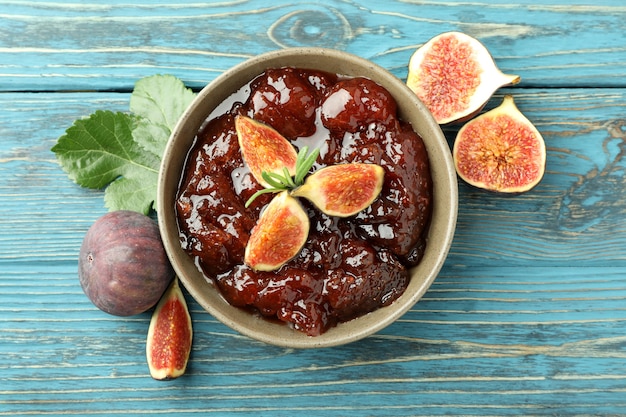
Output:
[
  {"xmin": 2, "ymin": 1, "xmax": 626, "ymax": 415},
  {"xmin": 0, "ymin": 1, "xmax": 624, "ymax": 91}
]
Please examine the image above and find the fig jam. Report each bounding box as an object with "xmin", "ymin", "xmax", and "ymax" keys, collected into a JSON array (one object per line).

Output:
[{"xmin": 176, "ymin": 67, "xmax": 432, "ymax": 336}]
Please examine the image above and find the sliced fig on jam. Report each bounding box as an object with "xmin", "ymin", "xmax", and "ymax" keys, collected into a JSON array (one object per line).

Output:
[
  {"xmin": 245, "ymin": 191, "xmax": 310, "ymax": 271},
  {"xmin": 146, "ymin": 277, "xmax": 193, "ymax": 380},
  {"xmin": 407, "ymin": 31, "xmax": 520, "ymax": 125},
  {"xmin": 292, "ymin": 163, "xmax": 384, "ymax": 217},
  {"xmin": 235, "ymin": 115, "xmax": 298, "ymax": 188},
  {"xmin": 453, "ymin": 95, "xmax": 546, "ymax": 193}
]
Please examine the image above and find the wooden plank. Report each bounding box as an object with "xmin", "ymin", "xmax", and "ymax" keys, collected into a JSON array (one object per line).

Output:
[
  {"xmin": 443, "ymin": 88, "xmax": 626, "ymax": 267},
  {"xmin": 2, "ymin": 89, "xmax": 626, "ymax": 414},
  {"xmin": 2, "ymin": 263, "xmax": 626, "ymax": 415},
  {"xmin": 1, "ymin": 0, "xmax": 625, "ymax": 92},
  {"xmin": 2, "ymin": 89, "xmax": 626, "ymax": 266},
  {"xmin": 3, "ymin": 1, "xmax": 626, "ymax": 415}
]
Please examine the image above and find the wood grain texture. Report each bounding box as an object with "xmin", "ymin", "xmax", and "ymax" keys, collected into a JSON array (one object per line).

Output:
[
  {"xmin": 2, "ymin": 0, "xmax": 626, "ymax": 415},
  {"xmin": 1, "ymin": 0, "xmax": 625, "ymax": 91}
]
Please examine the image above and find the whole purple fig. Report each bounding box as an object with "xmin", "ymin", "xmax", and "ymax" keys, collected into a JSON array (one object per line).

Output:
[{"xmin": 79, "ymin": 210, "xmax": 173, "ymax": 316}]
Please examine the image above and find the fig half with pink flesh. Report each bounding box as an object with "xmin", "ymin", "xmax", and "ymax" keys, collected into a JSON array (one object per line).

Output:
[
  {"xmin": 407, "ymin": 31, "xmax": 520, "ymax": 125},
  {"xmin": 235, "ymin": 115, "xmax": 298, "ymax": 189},
  {"xmin": 245, "ymin": 191, "xmax": 310, "ymax": 271},
  {"xmin": 146, "ymin": 277, "xmax": 192, "ymax": 380},
  {"xmin": 453, "ymin": 95, "xmax": 546, "ymax": 193},
  {"xmin": 291, "ymin": 163, "xmax": 385, "ymax": 217}
]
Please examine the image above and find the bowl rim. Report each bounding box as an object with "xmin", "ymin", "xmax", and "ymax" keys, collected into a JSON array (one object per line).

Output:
[{"xmin": 158, "ymin": 47, "xmax": 458, "ymax": 348}]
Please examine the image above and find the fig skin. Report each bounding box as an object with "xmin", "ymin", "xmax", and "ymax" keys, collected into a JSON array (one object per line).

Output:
[
  {"xmin": 78, "ymin": 210, "xmax": 174, "ymax": 316},
  {"xmin": 453, "ymin": 95, "xmax": 546, "ymax": 194},
  {"xmin": 407, "ymin": 31, "xmax": 520, "ymax": 125},
  {"xmin": 146, "ymin": 277, "xmax": 192, "ymax": 380}
]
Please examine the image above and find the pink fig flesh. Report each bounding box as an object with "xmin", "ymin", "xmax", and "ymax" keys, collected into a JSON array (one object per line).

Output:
[
  {"xmin": 291, "ymin": 163, "xmax": 385, "ymax": 217},
  {"xmin": 235, "ymin": 116, "xmax": 298, "ymax": 189},
  {"xmin": 146, "ymin": 278, "xmax": 193, "ymax": 380},
  {"xmin": 453, "ymin": 95, "xmax": 546, "ymax": 193},
  {"xmin": 407, "ymin": 31, "xmax": 520, "ymax": 124},
  {"xmin": 245, "ymin": 191, "xmax": 310, "ymax": 271}
]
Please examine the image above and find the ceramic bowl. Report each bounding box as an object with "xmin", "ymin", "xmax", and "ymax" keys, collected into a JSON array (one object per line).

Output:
[{"xmin": 158, "ymin": 48, "xmax": 457, "ymax": 348}]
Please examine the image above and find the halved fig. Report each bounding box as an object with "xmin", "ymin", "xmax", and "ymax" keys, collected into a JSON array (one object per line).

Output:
[
  {"xmin": 453, "ymin": 95, "xmax": 546, "ymax": 193},
  {"xmin": 235, "ymin": 115, "xmax": 298, "ymax": 188},
  {"xmin": 407, "ymin": 31, "xmax": 520, "ymax": 124},
  {"xmin": 291, "ymin": 163, "xmax": 384, "ymax": 217},
  {"xmin": 146, "ymin": 277, "xmax": 192, "ymax": 380},
  {"xmin": 245, "ymin": 191, "xmax": 310, "ymax": 271}
]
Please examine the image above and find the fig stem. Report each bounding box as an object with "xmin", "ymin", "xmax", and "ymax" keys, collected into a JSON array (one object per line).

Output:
[{"xmin": 245, "ymin": 146, "xmax": 319, "ymax": 208}]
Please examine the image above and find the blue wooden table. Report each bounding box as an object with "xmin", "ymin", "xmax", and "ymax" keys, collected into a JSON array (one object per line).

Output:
[{"xmin": 2, "ymin": 1, "xmax": 626, "ymax": 415}]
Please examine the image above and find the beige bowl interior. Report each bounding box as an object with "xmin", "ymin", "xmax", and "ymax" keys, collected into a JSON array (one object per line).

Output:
[{"xmin": 158, "ymin": 48, "xmax": 458, "ymax": 348}]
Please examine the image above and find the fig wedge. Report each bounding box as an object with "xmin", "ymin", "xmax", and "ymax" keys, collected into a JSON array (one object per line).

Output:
[
  {"xmin": 235, "ymin": 115, "xmax": 298, "ymax": 189},
  {"xmin": 146, "ymin": 277, "xmax": 192, "ymax": 380},
  {"xmin": 453, "ymin": 95, "xmax": 546, "ymax": 193},
  {"xmin": 291, "ymin": 163, "xmax": 384, "ymax": 217},
  {"xmin": 245, "ymin": 191, "xmax": 310, "ymax": 271},
  {"xmin": 407, "ymin": 31, "xmax": 520, "ymax": 125}
]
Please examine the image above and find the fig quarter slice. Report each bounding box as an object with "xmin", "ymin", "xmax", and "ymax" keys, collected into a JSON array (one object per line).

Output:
[
  {"xmin": 291, "ymin": 163, "xmax": 385, "ymax": 217},
  {"xmin": 453, "ymin": 95, "xmax": 546, "ymax": 193},
  {"xmin": 235, "ymin": 115, "xmax": 298, "ymax": 189},
  {"xmin": 407, "ymin": 31, "xmax": 520, "ymax": 125},
  {"xmin": 146, "ymin": 277, "xmax": 192, "ymax": 380},
  {"xmin": 245, "ymin": 191, "xmax": 310, "ymax": 271}
]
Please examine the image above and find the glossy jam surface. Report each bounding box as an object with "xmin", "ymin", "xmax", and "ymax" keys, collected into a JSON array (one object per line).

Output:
[{"xmin": 176, "ymin": 67, "xmax": 432, "ymax": 336}]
